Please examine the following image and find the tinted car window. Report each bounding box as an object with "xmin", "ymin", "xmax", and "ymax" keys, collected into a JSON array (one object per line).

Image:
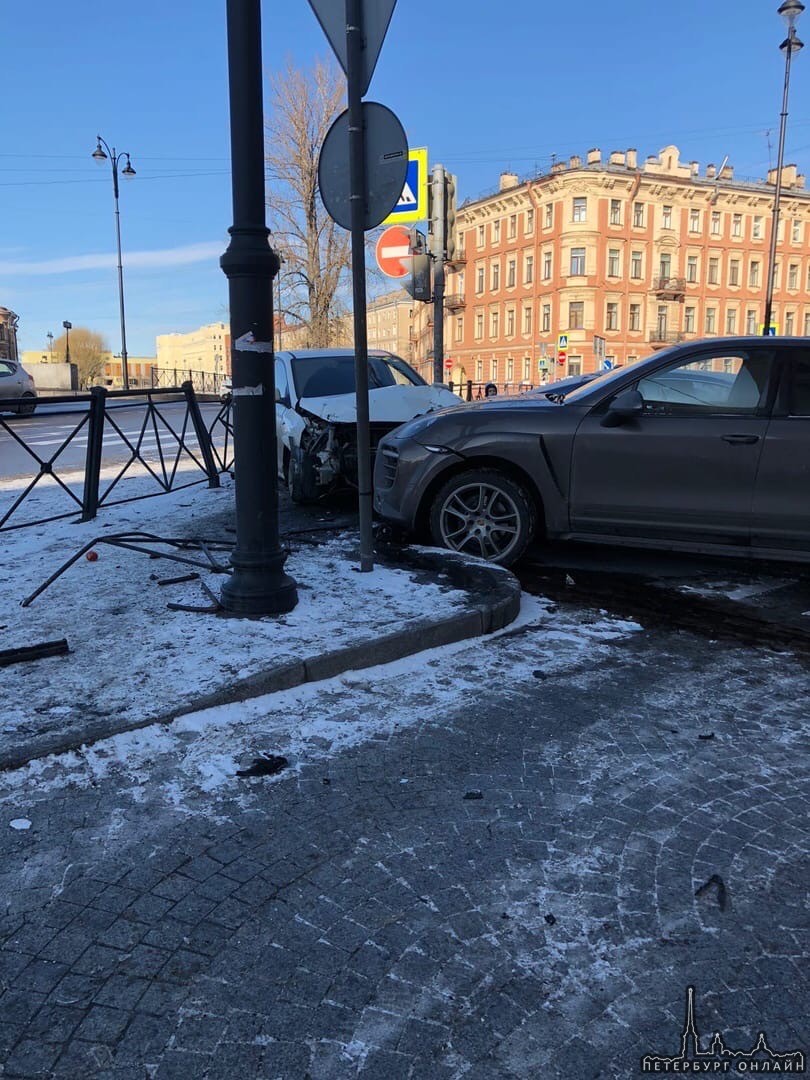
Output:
[
  {"xmin": 790, "ymin": 353, "xmax": 810, "ymax": 416},
  {"xmin": 292, "ymin": 355, "xmax": 421, "ymax": 397},
  {"xmin": 637, "ymin": 351, "xmax": 774, "ymax": 413}
]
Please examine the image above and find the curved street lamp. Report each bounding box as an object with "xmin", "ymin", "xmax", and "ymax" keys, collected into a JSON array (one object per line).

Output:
[
  {"xmin": 763, "ymin": 0, "xmax": 804, "ymax": 335},
  {"xmin": 92, "ymin": 136, "xmax": 136, "ymax": 388}
]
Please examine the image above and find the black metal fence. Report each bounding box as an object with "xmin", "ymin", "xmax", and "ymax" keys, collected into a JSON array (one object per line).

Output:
[
  {"xmin": 151, "ymin": 367, "xmax": 227, "ymax": 396},
  {"xmin": 448, "ymin": 379, "xmax": 544, "ymax": 400},
  {"xmin": 0, "ymin": 382, "xmax": 234, "ymax": 533}
]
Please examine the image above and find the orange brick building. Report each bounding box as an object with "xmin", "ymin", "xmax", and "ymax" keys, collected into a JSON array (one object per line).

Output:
[{"xmin": 412, "ymin": 145, "xmax": 810, "ymax": 390}]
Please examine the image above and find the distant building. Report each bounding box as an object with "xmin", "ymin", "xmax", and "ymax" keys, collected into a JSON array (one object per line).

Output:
[
  {"xmin": 155, "ymin": 322, "xmax": 231, "ymax": 382},
  {"xmin": 365, "ymin": 289, "xmax": 414, "ymax": 361},
  {"xmin": 21, "ymin": 350, "xmax": 156, "ymax": 391},
  {"xmin": 0, "ymin": 307, "xmax": 20, "ymax": 364},
  {"xmin": 411, "ymin": 144, "xmax": 810, "ymax": 391}
]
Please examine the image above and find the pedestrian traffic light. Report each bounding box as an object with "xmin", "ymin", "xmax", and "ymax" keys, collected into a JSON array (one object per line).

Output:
[
  {"xmin": 445, "ymin": 173, "xmax": 457, "ymax": 261},
  {"xmin": 403, "ymin": 253, "xmax": 432, "ymax": 301}
]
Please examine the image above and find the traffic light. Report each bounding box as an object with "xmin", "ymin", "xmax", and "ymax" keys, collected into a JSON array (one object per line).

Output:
[
  {"xmin": 445, "ymin": 173, "xmax": 457, "ymax": 261},
  {"xmin": 403, "ymin": 253, "xmax": 432, "ymax": 301}
]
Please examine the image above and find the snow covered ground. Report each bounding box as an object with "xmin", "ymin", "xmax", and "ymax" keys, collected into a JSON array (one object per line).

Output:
[{"xmin": 0, "ymin": 465, "xmax": 470, "ymax": 760}]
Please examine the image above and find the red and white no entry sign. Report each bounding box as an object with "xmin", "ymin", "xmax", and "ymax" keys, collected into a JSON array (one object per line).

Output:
[{"xmin": 375, "ymin": 225, "xmax": 411, "ymax": 278}]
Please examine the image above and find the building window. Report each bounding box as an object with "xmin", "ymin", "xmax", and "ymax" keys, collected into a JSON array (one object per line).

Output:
[
  {"xmin": 524, "ymin": 255, "xmax": 534, "ymax": 284},
  {"xmin": 629, "ymin": 303, "xmax": 641, "ymax": 331},
  {"xmin": 786, "ymin": 311, "xmax": 795, "ymax": 335},
  {"xmin": 804, "ymin": 312, "xmax": 810, "ymax": 336},
  {"xmin": 679, "ymin": 306, "xmax": 694, "ymax": 333},
  {"xmin": 507, "ymin": 259, "xmax": 516, "ymax": 288},
  {"xmin": 455, "ymin": 317, "xmax": 463, "ymax": 342},
  {"xmin": 477, "ymin": 224, "xmax": 485, "ymax": 248},
  {"xmin": 523, "ymin": 357, "xmax": 531, "ymax": 381},
  {"xmin": 689, "ymin": 209, "xmax": 701, "ymax": 233},
  {"xmin": 490, "ymin": 311, "xmax": 499, "ymax": 337},
  {"xmin": 476, "ymin": 359, "xmax": 483, "ymax": 381},
  {"xmin": 789, "ymin": 263, "xmax": 799, "ymax": 289},
  {"xmin": 711, "ymin": 211, "xmax": 721, "ymax": 235},
  {"xmin": 488, "ymin": 359, "xmax": 496, "ymax": 381},
  {"xmin": 606, "ymin": 302, "xmax": 619, "ymax": 330},
  {"xmin": 609, "ymin": 199, "xmax": 621, "ymax": 225},
  {"xmin": 753, "ymin": 216, "xmax": 763, "ymax": 240},
  {"xmin": 686, "ymin": 255, "xmax": 698, "ymax": 282},
  {"xmin": 662, "ymin": 205, "xmax": 673, "ymax": 229},
  {"xmin": 506, "ymin": 308, "xmax": 515, "ymax": 336},
  {"xmin": 633, "ymin": 202, "xmax": 644, "ymax": 227},
  {"xmin": 656, "ymin": 305, "xmax": 668, "ymax": 339},
  {"xmin": 726, "ymin": 309, "xmax": 737, "ymax": 334},
  {"xmin": 705, "ymin": 307, "xmax": 716, "ymax": 333},
  {"xmin": 526, "ymin": 208, "xmax": 535, "ymax": 234},
  {"xmin": 491, "ymin": 263, "xmax": 500, "ymax": 290},
  {"xmin": 569, "ymin": 301, "xmax": 584, "ymax": 329},
  {"xmin": 506, "ymin": 358, "xmax": 514, "ymax": 382},
  {"xmin": 543, "ymin": 251, "xmax": 552, "ymax": 279},
  {"xmin": 475, "ymin": 313, "xmax": 484, "ymax": 339},
  {"xmin": 743, "ymin": 310, "xmax": 755, "ymax": 334},
  {"xmin": 542, "ymin": 304, "xmax": 551, "ymax": 332},
  {"xmin": 572, "ymin": 197, "xmax": 587, "ymax": 222},
  {"xmin": 659, "ymin": 254, "xmax": 671, "ymax": 281},
  {"xmin": 732, "ymin": 214, "xmax": 742, "ymax": 237},
  {"xmin": 729, "ymin": 259, "xmax": 740, "ymax": 286},
  {"xmin": 607, "ymin": 249, "xmax": 620, "ymax": 277},
  {"xmin": 570, "ymin": 247, "xmax": 586, "ymax": 275},
  {"xmin": 544, "ymin": 203, "xmax": 553, "ymax": 228},
  {"xmin": 792, "ymin": 219, "xmax": 802, "ymax": 243},
  {"xmin": 568, "ymin": 357, "xmax": 582, "ymax": 377},
  {"xmin": 523, "ymin": 306, "xmax": 532, "ymax": 334},
  {"xmin": 631, "ymin": 251, "xmax": 643, "ymax": 278},
  {"xmin": 476, "ymin": 266, "xmax": 484, "ymax": 293},
  {"xmin": 708, "ymin": 257, "xmax": 719, "ymax": 285},
  {"xmin": 750, "ymin": 260, "xmax": 761, "ymax": 287},
  {"xmin": 492, "ymin": 220, "xmax": 501, "ymax": 243},
  {"xmin": 508, "ymin": 214, "xmax": 517, "ymax": 239}
]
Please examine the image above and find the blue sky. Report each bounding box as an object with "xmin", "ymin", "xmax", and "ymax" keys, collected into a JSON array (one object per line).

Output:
[{"xmin": 3, "ymin": 0, "xmax": 809, "ymax": 357}]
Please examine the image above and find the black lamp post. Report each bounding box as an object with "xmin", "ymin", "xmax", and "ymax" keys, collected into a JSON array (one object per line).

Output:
[
  {"xmin": 92, "ymin": 136, "xmax": 136, "ymax": 389},
  {"xmin": 62, "ymin": 320, "xmax": 72, "ymax": 366},
  {"xmin": 763, "ymin": 0, "xmax": 804, "ymax": 336},
  {"xmin": 218, "ymin": 0, "xmax": 297, "ymax": 615}
]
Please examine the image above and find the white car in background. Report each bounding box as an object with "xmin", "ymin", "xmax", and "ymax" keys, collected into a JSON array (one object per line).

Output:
[
  {"xmin": 273, "ymin": 349, "xmax": 459, "ymax": 502},
  {"xmin": 0, "ymin": 359, "xmax": 37, "ymax": 415}
]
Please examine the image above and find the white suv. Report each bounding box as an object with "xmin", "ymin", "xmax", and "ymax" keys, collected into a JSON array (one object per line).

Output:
[{"xmin": 0, "ymin": 360, "xmax": 37, "ymax": 415}]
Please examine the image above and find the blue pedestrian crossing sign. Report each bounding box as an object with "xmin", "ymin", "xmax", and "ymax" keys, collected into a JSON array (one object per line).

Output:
[
  {"xmin": 602, "ymin": 358, "xmax": 614, "ymax": 371},
  {"xmin": 383, "ymin": 146, "xmax": 428, "ymax": 224}
]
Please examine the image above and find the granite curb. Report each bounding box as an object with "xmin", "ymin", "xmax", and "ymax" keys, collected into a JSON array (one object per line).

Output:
[{"xmin": 0, "ymin": 547, "xmax": 521, "ymax": 773}]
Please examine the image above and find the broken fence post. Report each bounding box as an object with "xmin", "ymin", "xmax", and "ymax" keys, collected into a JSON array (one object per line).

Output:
[
  {"xmin": 81, "ymin": 385, "xmax": 107, "ymax": 522},
  {"xmin": 183, "ymin": 381, "xmax": 220, "ymax": 489}
]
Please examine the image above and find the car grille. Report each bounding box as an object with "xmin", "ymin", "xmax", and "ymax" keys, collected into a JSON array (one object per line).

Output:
[{"xmin": 379, "ymin": 448, "xmax": 399, "ymax": 488}]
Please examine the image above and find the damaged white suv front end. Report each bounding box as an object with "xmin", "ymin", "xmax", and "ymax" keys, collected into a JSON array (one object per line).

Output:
[{"xmin": 274, "ymin": 349, "xmax": 459, "ymax": 502}]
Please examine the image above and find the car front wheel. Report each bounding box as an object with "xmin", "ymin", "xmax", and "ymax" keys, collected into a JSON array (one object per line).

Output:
[
  {"xmin": 429, "ymin": 468, "xmax": 536, "ymax": 566},
  {"xmin": 18, "ymin": 393, "xmax": 36, "ymax": 417}
]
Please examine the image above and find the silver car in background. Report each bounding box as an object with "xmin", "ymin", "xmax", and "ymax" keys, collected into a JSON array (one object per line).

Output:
[{"xmin": 0, "ymin": 359, "xmax": 37, "ymax": 416}]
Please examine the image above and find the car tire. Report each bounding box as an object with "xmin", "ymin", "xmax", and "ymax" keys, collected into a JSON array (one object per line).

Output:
[
  {"xmin": 18, "ymin": 393, "xmax": 36, "ymax": 417},
  {"xmin": 429, "ymin": 468, "xmax": 536, "ymax": 566}
]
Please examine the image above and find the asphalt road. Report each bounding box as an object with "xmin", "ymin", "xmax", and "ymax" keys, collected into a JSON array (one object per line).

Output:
[{"xmin": 0, "ymin": 400, "xmax": 224, "ymax": 482}]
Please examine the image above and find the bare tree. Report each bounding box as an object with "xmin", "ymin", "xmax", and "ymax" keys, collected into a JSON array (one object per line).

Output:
[
  {"xmin": 52, "ymin": 327, "xmax": 109, "ymax": 388},
  {"xmin": 265, "ymin": 59, "xmax": 351, "ymax": 348}
]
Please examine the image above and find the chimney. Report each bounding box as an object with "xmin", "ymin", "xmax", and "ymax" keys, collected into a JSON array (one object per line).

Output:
[
  {"xmin": 626, "ymin": 148, "xmax": 637, "ymax": 169},
  {"xmin": 782, "ymin": 163, "xmax": 798, "ymax": 187},
  {"xmin": 587, "ymin": 147, "xmax": 601, "ymax": 165},
  {"xmin": 797, "ymin": 174, "xmax": 806, "ymax": 189},
  {"xmin": 690, "ymin": 160, "xmax": 699, "ymax": 177},
  {"xmin": 719, "ymin": 163, "xmax": 733, "ymax": 180},
  {"xmin": 706, "ymin": 163, "xmax": 717, "ymax": 179},
  {"xmin": 609, "ymin": 150, "xmax": 625, "ymax": 167},
  {"xmin": 569, "ymin": 154, "xmax": 582, "ymax": 169},
  {"xmin": 550, "ymin": 161, "xmax": 566, "ymax": 174},
  {"xmin": 499, "ymin": 171, "xmax": 519, "ymax": 192}
]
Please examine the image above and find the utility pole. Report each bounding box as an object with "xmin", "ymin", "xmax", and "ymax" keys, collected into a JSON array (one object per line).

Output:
[
  {"xmin": 430, "ymin": 163, "xmax": 446, "ymax": 385},
  {"xmin": 219, "ymin": 0, "xmax": 298, "ymax": 615}
]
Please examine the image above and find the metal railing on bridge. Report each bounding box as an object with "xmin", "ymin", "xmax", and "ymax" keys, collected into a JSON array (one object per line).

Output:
[
  {"xmin": 0, "ymin": 383, "xmax": 234, "ymax": 533},
  {"xmin": 151, "ymin": 367, "xmax": 227, "ymax": 396}
]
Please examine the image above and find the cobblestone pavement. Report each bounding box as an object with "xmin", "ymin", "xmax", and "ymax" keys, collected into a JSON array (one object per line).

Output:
[{"xmin": 0, "ymin": 604, "xmax": 807, "ymax": 1078}]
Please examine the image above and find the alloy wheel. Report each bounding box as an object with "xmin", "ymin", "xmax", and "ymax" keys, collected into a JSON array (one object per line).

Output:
[{"xmin": 438, "ymin": 481, "xmax": 521, "ymax": 562}]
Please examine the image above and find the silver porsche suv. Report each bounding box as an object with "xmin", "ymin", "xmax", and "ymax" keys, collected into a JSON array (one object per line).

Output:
[{"xmin": 373, "ymin": 338, "xmax": 810, "ymax": 566}]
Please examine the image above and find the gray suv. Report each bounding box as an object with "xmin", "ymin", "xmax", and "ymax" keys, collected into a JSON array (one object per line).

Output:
[{"xmin": 373, "ymin": 338, "xmax": 810, "ymax": 566}]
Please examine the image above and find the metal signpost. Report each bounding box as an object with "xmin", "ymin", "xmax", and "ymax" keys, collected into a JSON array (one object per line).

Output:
[
  {"xmin": 219, "ymin": 0, "xmax": 298, "ymax": 615},
  {"xmin": 310, "ymin": 0, "xmax": 405, "ymax": 573},
  {"xmin": 430, "ymin": 164, "xmax": 446, "ymax": 385}
]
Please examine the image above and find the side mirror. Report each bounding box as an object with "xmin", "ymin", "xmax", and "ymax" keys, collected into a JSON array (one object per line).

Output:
[{"xmin": 601, "ymin": 388, "xmax": 644, "ymax": 428}]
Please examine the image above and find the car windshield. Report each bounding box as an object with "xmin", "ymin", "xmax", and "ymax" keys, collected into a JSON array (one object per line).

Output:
[{"xmin": 291, "ymin": 354, "xmax": 423, "ymax": 398}]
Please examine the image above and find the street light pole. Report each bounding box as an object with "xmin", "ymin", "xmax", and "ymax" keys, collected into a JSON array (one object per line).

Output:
[
  {"xmin": 92, "ymin": 136, "xmax": 136, "ymax": 389},
  {"xmin": 219, "ymin": 0, "xmax": 297, "ymax": 615},
  {"xmin": 276, "ymin": 252, "xmax": 285, "ymax": 351},
  {"xmin": 62, "ymin": 320, "xmax": 72, "ymax": 366},
  {"xmin": 763, "ymin": 0, "xmax": 804, "ymax": 336}
]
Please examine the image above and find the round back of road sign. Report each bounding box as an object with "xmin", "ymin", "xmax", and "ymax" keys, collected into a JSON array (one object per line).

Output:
[
  {"xmin": 318, "ymin": 103, "xmax": 408, "ymax": 232},
  {"xmin": 376, "ymin": 226, "xmax": 411, "ymax": 278}
]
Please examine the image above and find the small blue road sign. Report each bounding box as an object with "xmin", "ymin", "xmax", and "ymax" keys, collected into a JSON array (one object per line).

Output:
[{"xmin": 602, "ymin": 358, "xmax": 614, "ymax": 371}]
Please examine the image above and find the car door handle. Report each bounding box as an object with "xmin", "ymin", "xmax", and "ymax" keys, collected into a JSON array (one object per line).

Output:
[{"xmin": 721, "ymin": 434, "xmax": 760, "ymax": 445}]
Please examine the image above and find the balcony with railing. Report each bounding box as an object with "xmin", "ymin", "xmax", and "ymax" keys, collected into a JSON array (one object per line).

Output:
[
  {"xmin": 653, "ymin": 276, "xmax": 686, "ymax": 299},
  {"xmin": 444, "ymin": 293, "xmax": 466, "ymax": 310},
  {"xmin": 649, "ymin": 328, "xmax": 686, "ymax": 346}
]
